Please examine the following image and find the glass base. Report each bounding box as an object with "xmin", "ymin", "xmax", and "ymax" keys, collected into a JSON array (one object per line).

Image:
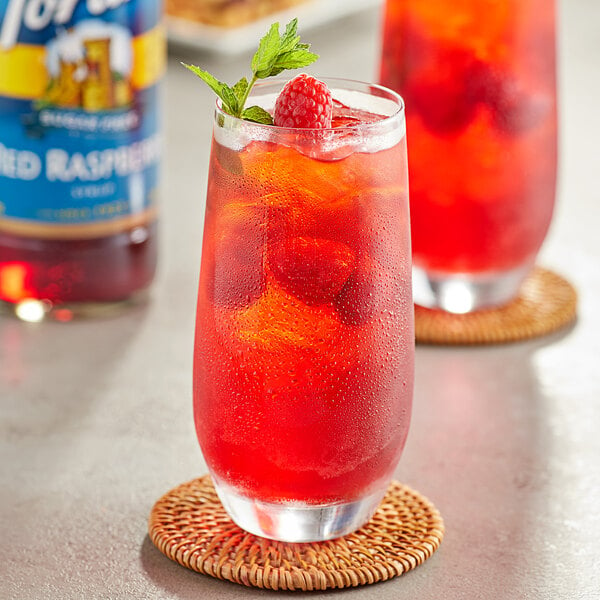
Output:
[
  {"xmin": 212, "ymin": 477, "xmax": 387, "ymax": 543},
  {"xmin": 0, "ymin": 291, "xmax": 149, "ymax": 323},
  {"xmin": 412, "ymin": 262, "xmax": 533, "ymax": 313}
]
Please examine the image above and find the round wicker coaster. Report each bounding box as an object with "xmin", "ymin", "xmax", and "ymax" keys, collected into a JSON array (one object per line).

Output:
[
  {"xmin": 148, "ymin": 475, "xmax": 444, "ymax": 591},
  {"xmin": 415, "ymin": 267, "xmax": 577, "ymax": 345}
]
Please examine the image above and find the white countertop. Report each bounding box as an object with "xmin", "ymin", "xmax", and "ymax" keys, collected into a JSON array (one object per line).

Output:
[{"xmin": 2, "ymin": 1, "xmax": 600, "ymax": 598}]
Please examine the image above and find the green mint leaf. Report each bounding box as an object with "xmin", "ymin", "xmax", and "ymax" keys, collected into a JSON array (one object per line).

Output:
[
  {"xmin": 279, "ymin": 18, "xmax": 300, "ymax": 53},
  {"xmin": 182, "ymin": 62, "xmax": 239, "ymax": 115},
  {"xmin": 265, "ymin": 67, "xmax": 284, "ymax": 78},
  {"xmin": 253, "ymin": 19, "xmax": 317, "ymax": 78},
  {"xmin": 221, "ymin": 85, "xmax": 240, "ymax": 116},
  {"xmin": 233, "ymin": 77, "xmax": 249, "ymax": 103},
  {"xmin": 232, "ymin": 77, "xmax": 249, "ymax": 111},
  {"xmin": 272, "ymin": 49, "xmax": 319, "ymax": 72},
  {"xmin": 182, "ymin": 63, "xmax": 222, "ymax": 96},
  {"xmin": 251, "ymin": 22, "xmax": 281, "ymax": 77},
  {"xmin": 184, "ymin": 18, "xmax": 320, "ymax": 123},
  {"xmin": 242, "ymin": 106, "xmax": 274, "ymax": 125}
]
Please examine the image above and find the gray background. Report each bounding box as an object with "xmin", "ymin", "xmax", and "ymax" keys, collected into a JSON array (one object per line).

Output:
[{"xmin": 2, "ymin": 1, "xmax": 599, "ymax": 598}]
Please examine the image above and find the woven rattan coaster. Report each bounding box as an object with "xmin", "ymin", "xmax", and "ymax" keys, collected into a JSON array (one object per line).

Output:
[
  {"xmin": 148, "ymin": 475, "xmax": 444, "ymax": 591},
  {"xmin": 415, "ymin": 267, "xmax": 577, "ymax": 345}
]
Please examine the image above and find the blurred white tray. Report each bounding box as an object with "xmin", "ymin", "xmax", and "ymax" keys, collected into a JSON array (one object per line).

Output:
[{"xmin": 167, "ymin": 0, "xmax": 383, "ymax": 55}]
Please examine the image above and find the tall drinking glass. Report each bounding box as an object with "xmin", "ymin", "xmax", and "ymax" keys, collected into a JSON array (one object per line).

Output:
[
  {"xmin": 193, "ymin": 79, "xmax": 413, "ymax": 542},
  {"xmin": 380, "ymin": 0, "xmax": 557, "ymax": 312}
]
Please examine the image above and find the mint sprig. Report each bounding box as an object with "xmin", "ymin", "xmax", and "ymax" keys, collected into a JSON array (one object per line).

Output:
[{"xmin": 182, "ymin": 18, "xmax": 318, "ymax": 125}]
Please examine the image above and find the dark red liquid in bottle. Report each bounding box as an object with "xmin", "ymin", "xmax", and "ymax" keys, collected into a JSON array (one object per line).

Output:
[{"xmin": 0, "ymin": 223, "xmax": 157, "ymax": 307}]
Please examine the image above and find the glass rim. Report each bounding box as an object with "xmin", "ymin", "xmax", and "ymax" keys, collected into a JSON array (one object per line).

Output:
[{"xmin": 213, "ymin": 76, "xmax": 405, "ymax": 133}]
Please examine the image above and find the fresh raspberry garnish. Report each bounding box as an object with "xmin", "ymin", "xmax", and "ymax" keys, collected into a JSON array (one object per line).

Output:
[{"xmin": 274, "ymin": 74, "xmax": 333, "ymax": 128}]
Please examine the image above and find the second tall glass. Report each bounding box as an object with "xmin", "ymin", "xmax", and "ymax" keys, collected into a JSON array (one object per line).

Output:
[{"xmin": 380, "ymin": 0, "xmax": 557, "ymax": 313}]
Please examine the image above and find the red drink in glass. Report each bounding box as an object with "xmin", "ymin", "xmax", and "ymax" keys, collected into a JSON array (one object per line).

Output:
[
  {"xmin": 380, "ymin": 0, "xmax": 557, "ymax": 311},
  {"xmin": 193, "ymin": 79, "xmax": 413, "ymax": 542}
]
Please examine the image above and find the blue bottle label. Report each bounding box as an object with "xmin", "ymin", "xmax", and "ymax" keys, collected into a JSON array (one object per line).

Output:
[{"xmin": 0, "ymin": 0, "xmax": 164, "ymax": 239}]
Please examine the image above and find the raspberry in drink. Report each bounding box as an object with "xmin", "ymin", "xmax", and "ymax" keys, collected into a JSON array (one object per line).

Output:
[
  {"xmin": 186, "ymin": 21, "xmax": 413, "ymax": 542},
  {"xmin": 380, "ymin": 0, "xmax": 557, "ymax": 311}
]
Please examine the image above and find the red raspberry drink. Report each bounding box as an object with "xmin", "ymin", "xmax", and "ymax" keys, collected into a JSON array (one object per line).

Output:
[
  {"xmin": 380, "ymin": 0, "xmax": 557, "ymax": 312},
  {"xmin": 192, "ymin": 76, "xmax": 413, "ymax": 542}
]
